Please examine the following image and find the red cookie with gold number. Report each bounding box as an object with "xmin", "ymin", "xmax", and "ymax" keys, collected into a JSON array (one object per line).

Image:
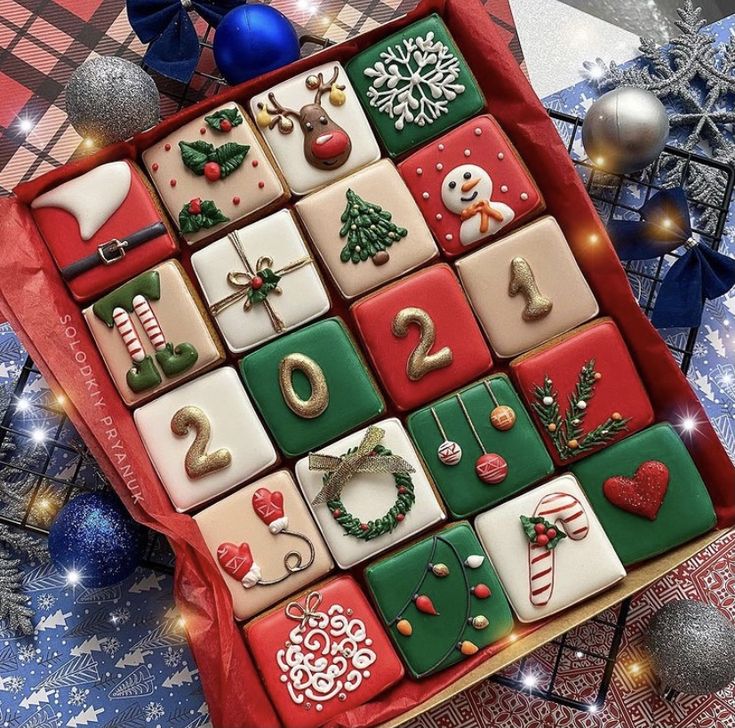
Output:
[{"xmin": 603, "ymin": 461, "xmax": 669, "ymax": 520}]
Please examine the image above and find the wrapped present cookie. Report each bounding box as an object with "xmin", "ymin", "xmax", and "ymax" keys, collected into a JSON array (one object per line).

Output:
[
  {"xmin": 244, "ymin": 575, "xmax": 404, "ymax": 728},
  {"xmin": 510, "ymin": 319, "xmax": 655, "ymax": 466},
  {"xmin": 193, "ymin": 470, "xmax": 333, "ymax": 619},
  {"xmin": 295, "ymin": 160, "xmax": 438, "ymax": 299},
  {"xmin": 475, "ymin": 475, "xmax": 626, "ymax": 622},
  {"xmin": 351, "ymin": 264, "xmax": 493, "ymax": 411},
  {"xmin": 398, "ymin": 114, "xmax": 544, "ymax": 256},
  {"xmin": 250, "ymin": 62, "xmax": 380, "ymax": 196},
  {"xmin": 294, "ymin": 418, "xmax": 445, "ymax": 568},
  {"xmin": 190, "ymin": 209, "xmax": 330, "ymax": 353},
  {"xmin": 456, "ymin": 216, "xmax": 598, "ymax": 357},
  {"xmin": 134, "ymin": 367, "xmax": 276, "ymax": 512},
  {"xmin": 571, "ymin": 423, "xmax": 716, "ymax": 565},
  {"xmin": 30, "ymin": 160, "xmax": 178, "ymax": 302},
  {"xmin": 365, "ymin": 522, "xmax": 514, "ymax": 678},
  {"xmin": 142, "ymin": 103, "xmax": 288, "ymax": 245},
  {"xmin": 83, "ymin": 260, "xmax": 224, "ymax": 406},
  {"xmin": 407, "ymin": 374, "xmax": 553, "ymax": 518},
  {"xmin": 347, "ymin": 15, "xmax": 484, "ymax": 157}
]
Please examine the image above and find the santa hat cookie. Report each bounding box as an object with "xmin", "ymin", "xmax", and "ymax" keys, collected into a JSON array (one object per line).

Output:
[{"xmin": 398, "ymin": 115, "xmax": 545, "ymax": 256}]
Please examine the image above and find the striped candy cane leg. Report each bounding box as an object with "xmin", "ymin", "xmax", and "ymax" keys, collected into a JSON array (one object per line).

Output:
[
  {"xmin": 528, "ymin": 492, "xmax": 589, "ymax": 606},
  {"xmin": 112, "ymin": 307, "xmax": 145, "ymax": 363},
  {"xmin": 132, "ymin": 295, "xmax": 166, "ymax": 351}
]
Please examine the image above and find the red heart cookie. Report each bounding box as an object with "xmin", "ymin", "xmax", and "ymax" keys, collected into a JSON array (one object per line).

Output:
[
  {"xmin": 217, "ymin": 541, "xmax": 254, "ymax": 581},
  {"xmin": 602, "ymin": 461, "xmax": 669, "ymax": 520}
]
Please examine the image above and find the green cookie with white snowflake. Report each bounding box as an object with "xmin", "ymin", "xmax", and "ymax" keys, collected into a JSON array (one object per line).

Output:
[{"xmin": 347, "ymin": 15, "xmax": 485, "ymax": 157}]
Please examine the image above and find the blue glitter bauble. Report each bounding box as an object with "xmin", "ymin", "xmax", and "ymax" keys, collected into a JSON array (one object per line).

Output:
[
  {"xmin": 213, "ymin": 4, "xmax": 300, "ymax": 86},
  {"xmin": 48, "ymin": 493, "xmax": 146, "ymax": 588}
]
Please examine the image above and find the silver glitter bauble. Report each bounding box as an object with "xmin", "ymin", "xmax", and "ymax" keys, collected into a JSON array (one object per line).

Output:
[
  {"xmin": 65, "ymin": 57, "xmax": 159, "ymax": 146},
  {"xmin": 645, "ymin": 599, "xmax": 735, "ymax": 695},
  {"xmin": 582, "ymin": 87, "xmax": 669, "ymax": 174}
]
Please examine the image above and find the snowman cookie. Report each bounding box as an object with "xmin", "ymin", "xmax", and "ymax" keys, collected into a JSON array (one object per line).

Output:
[{"xmin": 398, "ymin": 115, "xmax": 544, "ymax": 256}]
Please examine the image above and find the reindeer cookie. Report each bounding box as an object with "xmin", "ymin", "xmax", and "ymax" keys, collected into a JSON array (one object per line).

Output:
[{"xmin": 251, "ymin": 62, "xmax": 381, "ymax": 196}]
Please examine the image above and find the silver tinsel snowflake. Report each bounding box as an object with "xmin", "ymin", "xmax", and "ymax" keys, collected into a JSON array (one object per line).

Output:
[{"xmin": 584, "ymin": 1, "xmax": 735, "ymax": 231}]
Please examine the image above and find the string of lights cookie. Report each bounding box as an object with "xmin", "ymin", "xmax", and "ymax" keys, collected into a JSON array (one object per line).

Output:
[
  {"xmin": 308, "ymin": 426, "xmax": 415, "ymax": 541},
  {"xmin": 531, "ymin": 360, "xmax": 630, "ymax": 460}
]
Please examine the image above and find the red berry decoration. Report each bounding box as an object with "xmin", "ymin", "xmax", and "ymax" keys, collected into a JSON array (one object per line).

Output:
[
  {"xmin": 534, "ymin": 523, "xmax": 546, "ymax": 534},
  {"xmin": 472, "ymin": 583, "xmax": 491, "ymax": 599},
  {"xmin": 332, "ymin": 509, "xmax": 341, "ymax": 518},
  {"xmin": 220, "ymin": 119, "xmax": 232, "ymax": 132},
  {"xmin": 250, "ymin": 275, "xmax": 263, "ymax": 290},
  {"xmin": 151, "ymin": 163, "xmax": 159, "ymax": 172},
  {"xmin": 188, "ymin": 198, "xmax": 202, "ymax": 215},
  {"xmin": 258, "ymin": 181, "xmax": 265, "ymax": 189},
  {"xmin": 360, "ymin": 523, "xmax": 369, "ymax": 532},
  {"xmin": 164, "ymin": 143, "xmax": 171, "ymax": 151},
  {"xmin": 414, "ymin": 594, "xmax": 439, "ymax": 615},
  {"xmin": 546, "ymin": 528, "xmax": 557, "ymax": 539},
  {"xmin": 204, "ymin": 161, "xmax": 222, "ymax": 181},
  {"xmin": 232, "ymin": 196, "xmax": 241, "ymax": 205},
  {"xmin": 536, "ymin": 534, "xmax": 549, "ymax": 546},
  {"xmin": 396, "ymin": 513, "xmax": 405, "ymax": 521},
  {"xmin": 200, "ymin": 126, "xmax": 206, "ymax": 135}
]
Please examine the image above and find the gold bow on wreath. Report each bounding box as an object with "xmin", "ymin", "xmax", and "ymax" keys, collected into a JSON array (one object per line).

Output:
[
  {"xmin": 209, "ymin": 230, "xmax": 312, "ymax": 333},
  {"xmin": 308, "ymin": 426, "xmax": 415, "ymax": 506},
  {"xmin": 285, "ymin": 590, "xmax": 323, "ymax": 631}
]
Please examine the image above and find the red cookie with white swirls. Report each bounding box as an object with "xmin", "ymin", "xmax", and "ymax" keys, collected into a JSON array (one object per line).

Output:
[
  {"xmin": 244, "ymin": 574, "xmax": 404, "ymax": 728},
  {"xmin": 398, "ymin": 114, "xmax": 545, "ymax": 256}
]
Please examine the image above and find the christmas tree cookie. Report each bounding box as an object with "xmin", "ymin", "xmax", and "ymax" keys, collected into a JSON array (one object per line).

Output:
[
  {"xmin": 134, "ymin": 367, "xmax": 277, "ymax": 512},
  {"xmin": 407, "ymin": 375, "xmax": 554, "ymax": 518},
  {"xmin": 142, "ymin": 103, "xmax": 288, "ymax": 245},
  {"xmin": 193, "ymin": 470, "xmax": 333, "ymax": 620},
  {"xmin": 294, "ymin": 418, "xmax": 445, "ymax": 568},
  {"xmin": 351, "ymin": 264, "xmax": 493, "ymax": 411},
  {"xmin": 239, "ymin": 317, "xmax": 384, "ymax": 457},
  {"xmin": 510, "ymin": 319, "xmax": 655, "ymax": 466},
  {"xmin": 475, "ymin": 475, "xmax": 626, "ymax": 622},
  {"xmin": 456, "ymin": 216, "xmax": 599, "ymax": 357},
  {"xmin": 244, "ymin": 574, "xmax": 404, "ymax": 728},
  {"xmin": 83, "ymin": 260, "xmax": 224, "ymax": 406},
  {"xmin": 295, "ymin": 160, "xmax": 438, "ymax": 299},
  {"xmin": 347, "ymin": 15, "xmax": 484, "ymax": 157},
  {"xmin": 398, "ymin": 115, "xmax": 545, "ymax": 256},
  {"xmin": 250, "ymin": 62, "xmax": 381, "ymax": 196},
  {"xmin": 30, "ymin": 160, "xmax": 178, "ymax": 302},
  {"xmin": 365, "ymin": 522, "xmax": 514, "ymax": 678},
  {"xmin": 571, "ymin": 423, "xmax": 716, "ymax": 565},
  {"xmin": 190, "ymin": 209, "xmax": 330, "ymax": 353}
]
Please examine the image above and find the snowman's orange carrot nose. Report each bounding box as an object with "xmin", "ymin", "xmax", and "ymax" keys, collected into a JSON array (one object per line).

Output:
[{"xmin": 461, "ymin": 177, "xmax": 481, "ymax": 193}]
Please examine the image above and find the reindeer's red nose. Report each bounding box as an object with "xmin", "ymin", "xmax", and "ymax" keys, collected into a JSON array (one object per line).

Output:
[{"xmin": 311, "ymin": 130, "xmax": 350, "ymax": 160}]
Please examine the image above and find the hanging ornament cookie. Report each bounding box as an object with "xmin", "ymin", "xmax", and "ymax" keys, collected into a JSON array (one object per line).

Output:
[
  {"xmin": 484, "ymin": 379, "xmax": 516, "ymax": 431},
  {"xmin": 431, "ymin": 407, "xmax": 462, "ymax": 465},
  {"xmin": 339, "ymin": 189, "xmax": 408, "ymax": 266},
  {"xmin": 602, "ymin": 460, "xmax": 669, "ymax": 520},
  {"xmin": 256, "ymin": 66, "xmax": 352, "ymax": 170},
  {"xmin": 441, "ymin": 164, "xmax": 515, "ymax": 246},
  {"xmin": 455, "ymin": 394, "xmax": 507, "ymax": 485}
]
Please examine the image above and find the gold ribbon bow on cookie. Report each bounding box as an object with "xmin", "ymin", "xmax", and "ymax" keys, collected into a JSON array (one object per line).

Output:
[
  {"xmin": 460, "ymin": 199, "xmax": 505, "ymax": 234},
  {"xmin": 209, "ymin": 230, "xmax": 312, "ymax": 333},
  {"xmin": 308, "ymin": 426, "xmax": 415, "ymax": 506},
  {"xmin": 285, "ymin": 591, "xmax": 323, "ymax": 630}
]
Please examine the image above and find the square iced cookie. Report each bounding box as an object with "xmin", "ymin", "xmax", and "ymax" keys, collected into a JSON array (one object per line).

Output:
[
  {"xmin": 192, "ymin": 470, "xmax": 333, "ymax": 620},
  {"xmin": 83, "ymin": 260, "xmax": 224, "ymax": 407},
  {"xmin": 240, "ymin": 317, "xmax": 384, "ymax": 457},
  {"xmin": 571, "ymin": 423, "xmax": 715, "ymax": 566},
  {"xmin": 347, "ymin": 15, "xmax": 484, "ymax": 157},
  {"xmin": 190, "ymin": 209, "xmax": 330, "ymax": 353},
  {"xmin": 244, "ymin": 575, "xmax": 404, "ymax": 728},
  {"xmin": 407, "ymin": 375, "xmax": 554, "ymax": 518},
  {"xmin": 474, "ymin": 475, "xmax": 626, "ymax": 622},
  {"xmin": 510, "ymin": 319, "xmax": 654, "ymax": 466},
  {"xmin": 294, "ymin": 418, "xmax": 445, "ymax": 569},
  {"xmin": 250, "ymin": 62, "xmax": 380, "ymax": 196},
  {"xmin": 456, "ymin": 216, "xmax": 598, "ymax": 358},
  {"xmin": 30, "ymin": 160, "xmax": 178, "ymax": 302},
  {"xmin": 365, "ymin": 522, "xmax": 514, "ymax": 678},
  {"xmin": 351, "ymin": 264, "xmax": 493, "ymax": 411},
  {"xmin": 134, "ymin": 367, "xmax": 277, "ymax": 512},
  {"xmin": 294, "ymin": 160, "xmax": 438, "ymax": 299},
  {"xmin": 398, "ymin": 115, "xmax": 544, "ymax": 256},
  {"xmin": 142, "ymin": 103, "xmax": 288, "ymax": 245}
]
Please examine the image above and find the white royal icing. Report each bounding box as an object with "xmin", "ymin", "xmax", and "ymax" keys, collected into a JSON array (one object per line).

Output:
[{"xmin": 31, "ymin": 161, "xmax": 132, "ymax": 241}]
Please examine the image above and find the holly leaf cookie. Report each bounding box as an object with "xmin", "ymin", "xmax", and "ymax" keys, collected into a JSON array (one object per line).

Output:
[
  {"xmin": 178, "ymin": 199, "xmax": 229, "ymax": 234},
  {"xmin": 178, "ymin": 139, "xmax": 249, "ymax": 179},
  {"xmin": 204, "ymin": 107, "xmax": 244, "ymax": 131}
]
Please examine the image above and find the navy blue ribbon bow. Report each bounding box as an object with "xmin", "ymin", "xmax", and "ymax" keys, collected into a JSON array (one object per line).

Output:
[
  {"xmin": 608, "ymin": 187, "xmax": 735, "ymax": 328},
  {"xmin": 127, "ymin": 0, "xmax": 243, "ymax": 83}
]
